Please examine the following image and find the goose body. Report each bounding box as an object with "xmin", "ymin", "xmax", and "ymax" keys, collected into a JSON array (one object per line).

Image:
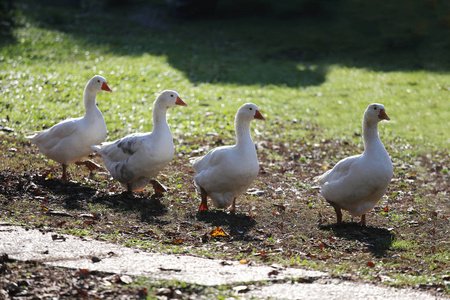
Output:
[
  {"xmin": 192, "ymin": 103, "xmax": 265, "ymax": 211},
  {"xmin": 93, "ymin": 90, "xmax": 187, "ymax": 193},
  {"xmin": 28, "ymin": 75, "xmax": 112, "ymax": 180},
  {"xmin": 316, "ymin": 103, "xmax": 393, "ymax": 225}
]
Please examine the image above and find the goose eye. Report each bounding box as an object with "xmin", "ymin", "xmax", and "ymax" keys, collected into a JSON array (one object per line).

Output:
[
  {"xmin": 249, "ymin": 107, "xmax": 253, "ymax": 110},
  {"xmin": 170, "ymin": 94, "xmax": 173, "ymax": 97},
  {"xmin": 373, "ymin": 106, "xmax": 377, "ymax": 110}
]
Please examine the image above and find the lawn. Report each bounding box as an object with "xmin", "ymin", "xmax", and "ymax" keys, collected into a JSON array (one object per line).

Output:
[{"xmin": 0, "ymin": 0, "xmax": 449, "ymax": 298}]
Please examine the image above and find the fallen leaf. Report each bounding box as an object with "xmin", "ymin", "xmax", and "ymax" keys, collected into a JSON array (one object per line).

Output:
[
  {"xmin": 41, "ymin": 205, "xmax": 49, "ymax": 211},
  {"xmin": 55, "ymin": 220, "xmax": 66, "ymax": 227},
  {"xmin": 79, "ymin": 213, "xmax": 95, "ymax": 219},
  {"xmin": 210, "ymin": 226, "xmax": 229, "ymax": 237},
  {"xmin": 0, "ymin": 207, "xmax": 13, "ymax": 214},
  {"xmin": 51, "ymin": 234, "xmax": 66, "ymax": 241},
  {"xmin": 367, "ymin": 261, "xmax": 375, "ymax": 267},
  {"xmin": 273, "ymin": 203, "xmax": 286, "ymax": 211},
  {"xmin": 47, "ymin": 210, "xmax": 73, "ymax": 217},
  {"xmin": 268, "ymin": 270, "xmax": 279, "ymax": 277},
  {"xmin": 172, "ymin": 238, "xmax": 184, "ymax": 244},
  {"xmin": 119, "ymin": 275, "xmax": 133, "ymax": 284},
  {"xmin": 255, "ymin": 250, "xmax": 267, "ymax": 259},
  {"xmin": 248, "ymin": 210, "xmax": 257, "ymax": 218},
  {"xmin": 78, "ymin": 269, "xmax": 90, "ymax": 275},
  {"xmin": 383, "ymin": 206, "xmax": 389, "ymax": 212},
  {"xmin": 239, "ymin": 259, "xmax": 247, "ymax": 264},
  {"xmin": 137, "ymin": 288, "xmax": 148, "ymax": 298},
  {"xmin": 232, "ymin": 285, "xmax": 249, "ymax": 293}
]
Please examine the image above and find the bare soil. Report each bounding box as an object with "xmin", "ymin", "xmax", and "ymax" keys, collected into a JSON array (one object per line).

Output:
[{"xmin": 1, "ymin": 133, "xmax": 449, "ymax": 299}]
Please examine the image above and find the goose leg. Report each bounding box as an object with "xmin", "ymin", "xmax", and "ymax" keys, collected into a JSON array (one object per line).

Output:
[
  {"xmin": 75, "ymin": 160, "xmax": 101, "ymax": 171},
  {"xmin": 61, "ymin": 164, "xmax": 68, "ymax": 181},
  {"xmin": 198, "ymin": 187, "xmax": 209, "ymax": 212},
  {"xmin": 329, "ymin": 202, "xmax": 342, "ymax": 224},
  {"xmin": 360, "ymin": 214, "xmax": 366, "ymax": 226},
  {"xmin": 229, "ymin": 198, "xmax": 236, "ymax": 213},
  {"xmin": 75, "ymin": 160, "xmax": 101, "ymax": 178},
  {"xmin": 126, "ymin": 183, "xmax": 133, "ymax": 195},
  {"xmin": 150, "ymin": 179, "xmax": 167, "ymax": 197}
]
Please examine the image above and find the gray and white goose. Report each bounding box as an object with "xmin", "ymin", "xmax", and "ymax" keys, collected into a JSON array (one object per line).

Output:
[{"xmin": 93, "ymin": 90, "xmax": 187, "ymax": 195}]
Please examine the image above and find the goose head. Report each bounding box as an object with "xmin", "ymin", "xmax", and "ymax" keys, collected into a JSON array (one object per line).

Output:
[
  {"xmin": 154, "ymin": 90, "xmax": 187, "ymax": 110},
  {"xmin": 87, "ymin": 75, "xmax": 112, "ymax": 93},
  {"xmin": 237, "ymin": 103, "xmax": 265, "ymax": 122},
  {"xmin": 364, "ymin": 103, "xmax": 390, "ymax": 125}
]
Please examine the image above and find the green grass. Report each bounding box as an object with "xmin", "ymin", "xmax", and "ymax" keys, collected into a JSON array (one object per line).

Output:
[{"xmin": 1, "ymin": 0, "xmax": 449, "ymax": 151}]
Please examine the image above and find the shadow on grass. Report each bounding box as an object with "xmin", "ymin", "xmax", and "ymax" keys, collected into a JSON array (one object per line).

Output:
[
  {"xmin": 92, "ymin": 193, "xmax": 170, "ymax": 224},
  {"xmin": 34, "ymin": 177, "xmax": 98, "ymax": 210},
  {"xmin": 320, "ymin": 222, "xmax": 395, "ymax": 257},
  {"xmin": 196, "ymin": 210, "xmax": 256, "ymax": 238},
  {"xmin": 8, "ymin": 0, "xmax": 450, "ymax": 86}
]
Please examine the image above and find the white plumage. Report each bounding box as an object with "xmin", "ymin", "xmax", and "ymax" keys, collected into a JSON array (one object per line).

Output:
[
  {"xmin": 93, "ymin": 90, "xmax": 187, "ymax": 194},
  {"xmin": 316, "ymin": 103, "xmax": 393, "ymax": 225},
  {"xmin": 28, "ymin": 75, "xmax": 112, "ymax": 180},
  {"xmin": 192, "ymin": 103, "xmax": 265, "ymax": 212}
]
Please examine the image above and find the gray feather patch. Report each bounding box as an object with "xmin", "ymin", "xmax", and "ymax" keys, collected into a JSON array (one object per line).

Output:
[{"xmin": 117, "ymin": 139, "xmax": 136, "ymax": 155}]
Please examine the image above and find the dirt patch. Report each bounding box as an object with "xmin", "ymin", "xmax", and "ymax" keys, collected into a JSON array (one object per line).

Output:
[{"xmin": 0, "ymin": 133, "xmax": 449, "ymax": 298}]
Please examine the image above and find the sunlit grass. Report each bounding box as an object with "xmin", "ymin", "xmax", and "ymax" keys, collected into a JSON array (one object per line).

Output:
[{"xmin": 1, "ymin": 1, "xmax": 449, "ymax": 151}]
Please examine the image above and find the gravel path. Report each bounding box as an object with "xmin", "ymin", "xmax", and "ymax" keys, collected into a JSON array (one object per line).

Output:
[{"xmin": 0, "ymin": 224, "xmax": 445, "ymax": 299}]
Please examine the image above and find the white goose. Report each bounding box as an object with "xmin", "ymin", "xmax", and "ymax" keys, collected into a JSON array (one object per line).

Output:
[
  {"xmin": 192, "ymin": 103, "xmax": 265, "ymax": 212},
  {"xmin": 316, "ymin": 103, "xmax": 393, "ymax": 225},
  {"xmin": 28, "ymin": 75, "xmax": 112, "ymax": 180},
  {"xmin": 92, "ymin": 90, "xmax": 187, "ymax": 195}
]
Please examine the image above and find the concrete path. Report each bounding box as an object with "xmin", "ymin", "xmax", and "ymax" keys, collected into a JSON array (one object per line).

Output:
[{"xmin": 0, "ymin": 225, "xmax": 445, "ymax": 299}]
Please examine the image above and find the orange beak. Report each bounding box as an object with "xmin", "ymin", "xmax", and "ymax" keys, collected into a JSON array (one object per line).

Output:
[
  {"xmin": 378, "ymin": 109, "xmax": 390, "ymax": 120},
  {"xmin": 101, "ymin": 82, "xmax": 112, "ymax": 92},
  {"xmin": 254, "ymin": 110, "xmax": 265, "ymax": 120},
  {"xmin": 175, "ymin": 96, "xmax": 187, "ymax": 106}
]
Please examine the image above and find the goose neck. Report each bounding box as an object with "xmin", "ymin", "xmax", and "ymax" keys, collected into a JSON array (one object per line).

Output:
[
  {"xmin": 363, "ymin": 120, "xmax": 384, "ymax": 153},
  {"xmin": 235, "ymin": 116, "xmax": 253, "ymax": 149},
  {"xmin": 83, "ymin": 89, "xmax": 100, "ymax": 114},
  {"xmin": 152, "ymin": 104, "xmax": 169, "ymax": 131}
]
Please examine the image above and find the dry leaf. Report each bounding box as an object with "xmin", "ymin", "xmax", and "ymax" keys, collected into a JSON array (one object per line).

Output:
[
  {"xmin": 239, "ymin": 259, "xmax": 247, "ymax": 264},
  {"xmin": 256, "ymin": 250, "xmax": 267, "ymax": 259},
  {"xmin": 367, "ymin": 261, "xmax": 375, "ymax": 267},
  {"xmin": 55, "ymin": 220, "xmax": 66, "ymax": 227},
  {"xmin": 79, "ymin": 269, "xmax": 90, "ymax": 275},
  {"xmin": 119, "ymin": 275, "xmax": 133, "ymax": 284},
  {"xmin": 210, "ymin": 226, "xmax": 229, "ymax": 237}
]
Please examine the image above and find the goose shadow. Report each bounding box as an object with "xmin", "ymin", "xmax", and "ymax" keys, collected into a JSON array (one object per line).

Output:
[
  {"xmin": 319, "ymin": 223, "xmax": 395, "ymax": 257},
  {"xmin": 195, "ymin": 210, "xmax": 256, "ymax": 239},
  {"xmin": 33, "ymin": 176, "xmax": 97, "ymax": 210},
  {"xmin": 92, "ymin": 193, "xmax": 169, "ymax": 224},
  {"xmin": 34, "ymin": 176, "xmax": 168, "ymax": 222}
]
